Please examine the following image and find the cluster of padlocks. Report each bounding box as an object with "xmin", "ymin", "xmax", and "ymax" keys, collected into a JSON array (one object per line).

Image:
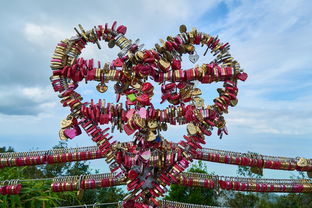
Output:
[
  {"xmin": 48, "ymin": 21, "xmax": 248, "ymax": 207},
  {"xmin": 1, "ymin": 20, "xmax": 310, "ymax": 208}
]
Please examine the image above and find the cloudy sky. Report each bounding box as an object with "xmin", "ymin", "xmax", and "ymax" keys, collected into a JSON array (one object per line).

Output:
[{"xmin": 0, "ymin": 0, "xmax": 311, "ymax": 179}]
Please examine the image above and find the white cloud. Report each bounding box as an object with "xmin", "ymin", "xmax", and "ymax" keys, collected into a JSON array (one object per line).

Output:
[
  {"xmin": 19, "ymin": 0, "xmax": 312, "ymax": 136},
  {"xmin": 23, "ymin": 23, "xmax": 71, "ymax": 47},
  {"xmin": 21, "ymin": 86, "xmax": 53, "ymax": 103},
  {"xmin": 139, "ymin": 0, "xmax": 219, "ymax": 21},
  {"xmin": 1, "ymin": 0, "xmax": 311, "ymax": 166},
  {"xmin": 24, "ymin": 23, "xmax": 44, "ymax": 39},
  {"xmin": 215, "ymin": 0, "xmax": 312, "ymax": 84},
  {"xmin": 198, "ymin": 0, "xmax": 312, "ymax": 136},
  {"xmin": 0, "ymin": 85, "xmax": 58, "ymax": 116}
]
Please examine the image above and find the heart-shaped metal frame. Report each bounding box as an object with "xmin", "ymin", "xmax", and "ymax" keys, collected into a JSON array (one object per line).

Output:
[{"xmin": 49, "ymin": 21, "xmax": 247, "ymax": 207}]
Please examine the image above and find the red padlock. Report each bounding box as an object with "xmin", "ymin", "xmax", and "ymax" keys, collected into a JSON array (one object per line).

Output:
[{"xmin": 128, "ymin": 169, "xmax": 139, "ymax": 180}]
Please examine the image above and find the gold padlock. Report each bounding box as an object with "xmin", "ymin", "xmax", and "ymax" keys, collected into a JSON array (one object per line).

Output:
[
  {"xmin": 96, "ymin": 83, "xmax": 108, "ymax": 93},
  {"xmin": 59, "ymin": 129, "xmax": 67, "ymax": 141},
  {"xmin": 187, "ymin": 123, "xmax": 197, "ymax": 135},
  {"xmin": 297, "ymin": 157, "xmax": 308, "ymax": 167},
  {"xmin": 60, "ymin": 115, "xmax": 73, "ymax": 129}
]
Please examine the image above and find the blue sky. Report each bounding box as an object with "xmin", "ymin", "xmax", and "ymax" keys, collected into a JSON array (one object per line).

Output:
[{"xmin": 0, "ymin": 0, "xmax": 311, "ymax": 179}]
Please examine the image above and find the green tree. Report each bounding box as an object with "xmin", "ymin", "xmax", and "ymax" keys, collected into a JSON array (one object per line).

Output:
[
  {"xmin": 225, "ymin": 192, "xmax": 259, "ymax": 208},
  {"xmin": 165, "ymin": 161, "xmax": 218, "ymax": 206},
  {"xmin": 222, "ymin": 152, "xmax": 274, "ymax": 208},
  {"xmin": 0, "ymin": 143, "xmax": 125, "ymax": 208},
  {"xmin": 274, "ymin": 193, "xmax": 312, "ymax": 208},
  {"xmin": 222, "ymin": 152, "xmax": 312, "ymax": 208},
  {"xmin": 40, "ymin": 142, "xmax": 91, "ymax": 178}
]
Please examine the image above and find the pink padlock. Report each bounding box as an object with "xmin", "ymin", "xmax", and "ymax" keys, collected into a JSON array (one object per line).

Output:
[{"xmin": 64, "ymin": 126, "xmax": 82, "ymax": 139}]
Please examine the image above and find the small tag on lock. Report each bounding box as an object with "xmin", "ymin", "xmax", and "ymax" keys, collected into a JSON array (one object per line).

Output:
[
  {"xmin": 187, "ymin": 123, "xmax": 197, "ymax": 135},
  {"xmin": 138, "ymin": 107, "xmax": 147, "ymax": 119},
  {"xmin": 60, "ymin": 115, "xmax": 73, "ymax": 129},
  {"xmin": 108, "ymin": 39, "xmax": 115, "ymax": 48},
  {"xmin": 250, "ymin": 166, "xmax": 263, "ymax": 176},
  {"xmin": 96, "ymin": 83, "xmax": 108, "ymax": 93},
  {"xmin": 59, "ymin": 129, "xmax": 67, "ymax": 141},
  {"xmin": 112, "ymin": 58, "xmax": 124, "ymax": 67},
  {"xmin": 189, "ymin": 51, "xmax": 199, "ymax": 64},
  {"xmin": 161, "ymin": 123, "xmax": 167, "ymax": 131},
  {"xmin": 140, "ymin": 150, "xmax": 151, "ymax": 161},
  {"xmin": 155, "ymin": 135, "xmax": 161, "ymax": 143},
  {"xmin": 193, "ymin": 97, "xmax": 205, "ymax": 108},
  {"xmin": 147, "ymin": 131, "xmax": 156, "ymax": 141},
  {"xmin": 77, "ymin": 189, "xmax": 84, "ymax": 200},
  {"xmin": 297, "ymin": 157, "xmax": 308, "ymax": 167}
]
